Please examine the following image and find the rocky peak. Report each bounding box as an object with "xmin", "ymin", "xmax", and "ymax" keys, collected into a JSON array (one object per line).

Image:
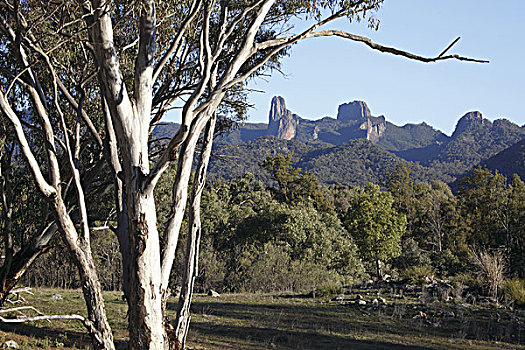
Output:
[
  {"xmin": 452, "ymin": 111, "xmax": 488, "ymax": 137},
  {"xmin": 337, "ymin": 101, "xmax": 371, "ymax": 122},
  {"xmin": 268, "ymin": 96, "xmax": 300, "ymax": 140}
]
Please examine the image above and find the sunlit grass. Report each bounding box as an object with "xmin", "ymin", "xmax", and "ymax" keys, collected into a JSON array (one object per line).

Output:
[{"xmin": 0, "ymin": 288, "xmax": 523, "ymax": 349}]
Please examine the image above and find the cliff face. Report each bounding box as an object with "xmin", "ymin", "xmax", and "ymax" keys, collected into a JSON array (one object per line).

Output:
[
  {"xmin": 337, "ymin": 101, "xmax": 371, "ymax": 121},
  {"xmin": 267, "ymin": 96, "xmax": 387, "ymax": 143},
  {"xmin": 360, "ymin": 116, "xmax": 387, "ymax": 142},
  {"xmin": 337, "ymin": 100, "xmax": 386, "ymax": 142},
  {"xmin": 267, "ymin": 96, "xmax": 300, "ymax": 140}
]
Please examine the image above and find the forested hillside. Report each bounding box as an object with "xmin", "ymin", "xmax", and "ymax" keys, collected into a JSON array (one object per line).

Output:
[{"xmin": 158, "ymin": 97, "xmax": 525, "ymax": 186}]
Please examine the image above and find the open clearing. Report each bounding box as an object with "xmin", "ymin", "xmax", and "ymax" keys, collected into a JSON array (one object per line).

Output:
[{"xmin": 0, "ymin": 288, "xmax": 523, "ymax": 349}]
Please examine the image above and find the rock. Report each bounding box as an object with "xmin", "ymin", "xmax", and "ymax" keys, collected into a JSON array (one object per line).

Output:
[
  {"xmin": 337, "ymin": 101, "xmax": 371, "ymax": 122},
  {"xmin": 208, "ymin": 289, "xmax": 220, "ymax": 297},
  {"xmin": 332, "ymin": 295, "xmax": 344, "ymax": 302},
  {"xmin": 451, "ymin": 111, "xmax": 487, "ymax": 137},
  {"xmin": 51, "ymin": 294, "xmax": 63, "ymax": 300},
  {"xmin": 267, "ymin": 96, "xmax": 300, "ymax": 140},
  {"xmin": 356, "ymin": 299, "xmax": 367, "ymax": 305},
  {"xmin": 359, "ymin": 116, "xmax": 386, "ymax": 142},
  {"xmin": 1, "ymin": 340, "xmax": 19, "ymax": 349},
  {"xmin": 423, "ymin": 275, "xmax": 434, "ymax": 284},
  {"xmin": 465, "ymin": 294, "xmax": 476, "ymax": 304},
  {"xmin": 372, "ymin": 298, "xmax": 379, "ymax": 305},
  {"xmin": 379, "ymin": 297, "xmax": 387, "ymax": 305},
  {"xmin": 413, "ymin": 311, "xmax": 427, "ymax": 319}
]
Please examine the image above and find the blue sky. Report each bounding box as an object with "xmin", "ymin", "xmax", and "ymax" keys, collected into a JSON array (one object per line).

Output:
[{"xmin": 243, "ymin": 0, "xmax": 525, "ymax": 135}]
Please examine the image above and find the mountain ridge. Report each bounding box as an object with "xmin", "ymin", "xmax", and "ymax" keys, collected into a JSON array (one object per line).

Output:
[{"xmin": 154, "ymin": 96, "xmax": 525, "ymax": 185}]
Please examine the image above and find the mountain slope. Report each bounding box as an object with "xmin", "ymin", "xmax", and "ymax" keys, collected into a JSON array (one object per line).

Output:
[{"xmin": 482, "ymin": 139, "xmax": 525, "ymax": 179}]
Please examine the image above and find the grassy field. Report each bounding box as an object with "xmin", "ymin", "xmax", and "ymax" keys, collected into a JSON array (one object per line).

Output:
[{"xmin": 0, "ymin": 288, "xmax": 523, "ymax": 349}]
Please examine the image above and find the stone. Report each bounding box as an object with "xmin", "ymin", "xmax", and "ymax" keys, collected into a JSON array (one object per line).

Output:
[
  {"xmin": 337, "ymin": 101, "xmax": 371, "ymax": 122},
  {"xmin": 51, "ymin": 294, "xmax": 63, "ymax": 300},
  {"xmin": 1, "ymin": 340, "xmax": 19, "ymax": 349},
  {"xmin": 356, "ymin": 299, "xmax": 367, "ymax": 305},
  {"xmin": 413, "ymin": 311, "xmax": 427, "ymax": 319},
  {"xmin": 332, "ymin": 295, "xmax": 344, "ymax": 302},
  {"xmin": 267, "ymin": 96, "xmax": 300, "ymax": 140},
  {"xmin": 208, "ymin": 289, "xmax": 220, "ymax": 297}
]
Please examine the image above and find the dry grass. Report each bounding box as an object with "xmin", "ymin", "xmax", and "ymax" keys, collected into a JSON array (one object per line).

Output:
[{"xmin": 0, "ymin": 288, "xmax": 523, "ymax": 349}]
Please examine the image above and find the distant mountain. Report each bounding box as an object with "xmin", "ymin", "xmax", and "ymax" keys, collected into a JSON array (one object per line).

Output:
[
  {"xmin": 154, "ymin": 96, "xmax": 525, "ymax": 185},
  {"xmin": 482, "ymin": 139, "xmax": 525, "ymax": 180},
  {"xmin": 219, "ymin": 96, "xmax": 447, "ymax": 152},
  {"xmin": 208, "ymin": 137, "xmax": 452, "ymax": 187}
]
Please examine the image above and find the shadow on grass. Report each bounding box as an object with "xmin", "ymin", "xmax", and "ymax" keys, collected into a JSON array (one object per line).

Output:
[
  {"xmin": 189, "ymin": 320, "xmax": 433, "ymax": 350},
  {"xmin": 173, "ymin": 299, "xmax": 524, "ymax": 348},
  {"xmin": 0, "ymin": 323, "xmax": 90, "ymax": 348},
  {"xmin": 0, "ymin": 323, "xmax": 128, "ymax": 350}
]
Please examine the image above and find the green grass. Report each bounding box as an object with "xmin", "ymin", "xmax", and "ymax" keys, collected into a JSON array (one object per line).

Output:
[{"xmin": 0, "ymin": 288, "xmax": 523, "ymax": 349}]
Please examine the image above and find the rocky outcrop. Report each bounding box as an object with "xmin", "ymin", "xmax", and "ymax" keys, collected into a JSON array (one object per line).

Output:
[
  {"xmin": 337, "ymin": 101, "xmax": 371, "ymax": 122},
  {"xmin": 267, "ymin": 96, "xmax": 300, "ymax": 140},
  {"xmin": 451, "ymin": 111, "xmax": 487, "ymax": 138},
  {"xmin": 267, "ymin": 97, "xmax": 387, "ymax": 143},
  {"xmin": 360, "ymin": 116, "xmax": 387, "ymax": 142}
]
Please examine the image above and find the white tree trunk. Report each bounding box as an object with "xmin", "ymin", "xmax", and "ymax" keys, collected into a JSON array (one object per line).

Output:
[{"xmin": 174, "ymin": 115, "xmax": 216, "ymax": 349}]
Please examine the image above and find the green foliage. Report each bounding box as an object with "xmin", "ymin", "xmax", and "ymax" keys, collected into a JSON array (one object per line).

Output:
[
  {"xmin": 260, "ymin": 152, "xmax": 334, "ymax": 213},
  {"xmin": 504, "ymin": 278, "xmax": 525, "ymax": 307},
  {"xmin": 393, "ymin": 237, "xmax": 430, "ymax": 270},
  {"xmin": 344, "ymin": 183, "xmax": 406, "ymax": 276},
  {"xmin": 198, "ymin": 169, "xmax": 364, "ymax": 292},
  {"xmin": 208, "ymin": 137, "xmax": 453, "ymax": 189},
  {"xmin": 230, "ymin": 242, "xmax": 346, "ymax": 293},
  {"xmin": 400, "ymin": 265, "xmax": 435, "ymax": 285}
]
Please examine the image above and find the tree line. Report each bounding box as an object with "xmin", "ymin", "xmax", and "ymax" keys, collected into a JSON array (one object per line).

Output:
[
  {"xmin": 16, "ymin": 156, "xmax": 525, "ymax": 305},
  {"xmin": 0, "ymin": 0, "xmax": 487, "ymax": 348}
]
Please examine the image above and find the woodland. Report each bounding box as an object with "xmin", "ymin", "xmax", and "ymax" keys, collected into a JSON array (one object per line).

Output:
[{"xmin": 0, "ymin": 0, "xmax": 521, "ymax": 350}]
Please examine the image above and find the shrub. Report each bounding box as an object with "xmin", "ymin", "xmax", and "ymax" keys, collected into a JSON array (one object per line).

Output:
[
  {"xmin": 504, "ymin": 278, "xmax": 525, "ymax": 308},
  {"xmin": 470, "ymin": 249, "xmax": 506, "ymax": 299},
  {"xmin": 400, "ymin": 265, "xmax": 434, "ymax": 284}
]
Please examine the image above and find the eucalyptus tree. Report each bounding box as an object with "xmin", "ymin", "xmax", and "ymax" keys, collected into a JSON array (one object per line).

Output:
[
  {"xmin": 0, "ymin": 0, "xmax": 486, "ymax": 349},
  {"xmin": 344, "ymin": 183, "xmax": 406, "ymax": 279}
]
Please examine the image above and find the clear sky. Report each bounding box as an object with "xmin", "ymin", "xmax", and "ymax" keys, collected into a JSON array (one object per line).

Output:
[{"xmin": 243, "ymin": 0, "xmax": 525, "ymax": 135}]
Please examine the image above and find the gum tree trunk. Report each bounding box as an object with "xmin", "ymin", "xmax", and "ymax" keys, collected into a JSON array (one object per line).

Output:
[{"xmin": 174, "ymin": 115, "xmax": 216, "ymax": 349}]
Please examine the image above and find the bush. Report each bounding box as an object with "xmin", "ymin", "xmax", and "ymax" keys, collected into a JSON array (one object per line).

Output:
[
  {"xmin": 230, "ymin": 242, "xmax": 346, "ymax": 293},
  {"xmin": 400, "ymin": 265, "xmax": 434, "ymax": 284},
  {"xmin": 504, "ymin": 278, "xmax": 525, "ymax": 308},
  {"xmin": 470, "ymin": 249, "xmax": 506, "ymax": 298}
]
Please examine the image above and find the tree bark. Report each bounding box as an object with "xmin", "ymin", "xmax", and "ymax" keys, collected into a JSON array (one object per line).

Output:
[
  {"xmin": 174, "ymin": 115, "xmax": 216, "ymax": 350},
  {"xmin": 376, "ymin": 259, "xmax": 383, "ymax": 281},
  {"xmin": 0, "ymin": 224, "xmax": 57, "ymax": 305},
  {"xmin": 53, "ymin": 198, "xmax": 116, "ymax": 350},
  {"xmin": 126, "ymin": 188, "xmax": 166, "ymax": 350}
]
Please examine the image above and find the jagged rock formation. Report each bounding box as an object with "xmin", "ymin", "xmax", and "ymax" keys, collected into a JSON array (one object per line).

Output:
[
  {"xmin": 267, "ymin": 96, "xmax": 300, "ymax": 140},
  {"xmin": 360, "ymin": 116, "xmax": 387, "ymax": 142},
  {"xmin": 267, "ymin": 97, "xmax": 387, "ymax": 143},
  {"xmin": 451, "ymin": 111, "xmax": 485, "ymax": 138},
  {"xmin": 156, "ymin": 96, "xmax": 525, "ymax": 185}
]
